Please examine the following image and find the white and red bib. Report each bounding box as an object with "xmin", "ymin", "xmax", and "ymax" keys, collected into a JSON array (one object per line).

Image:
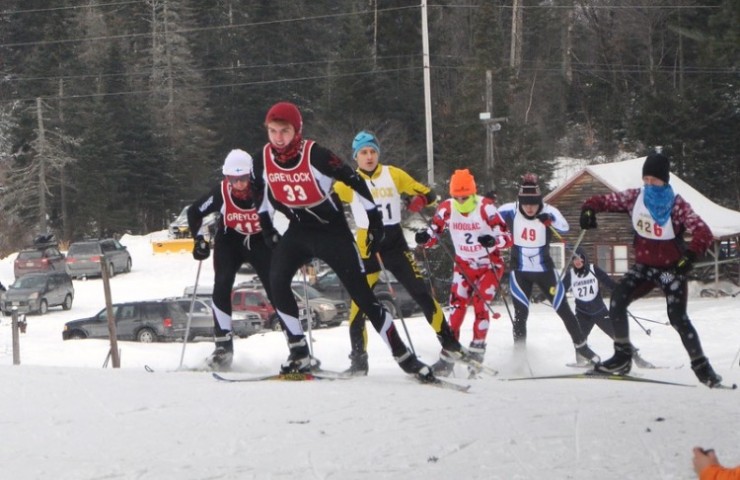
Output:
[
  {"xmin": 512, "ymin": 212, "xmax": 547, "ymax": 248},
  {"xmin": 449, "ymin": 203, "xmax": 496, "ymax": 262},
  {"xmin": 221, "ymin": 181, "xmax": 261, "ymax": 235},
  {"xmin": 632, "ymin": 189, "xmax": 675, "ymax": 240},
  {"xmin": 263, "ymin": 140, "xmax": 326, "ymax": 208}
]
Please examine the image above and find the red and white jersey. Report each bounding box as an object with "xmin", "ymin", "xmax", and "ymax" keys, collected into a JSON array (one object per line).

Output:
[
  {"xmin": 263, "ymin": 140, "xmax": 327, "ymax": 208},
  {"xmin": 631, "ymin": 188, "xmax": 676, "ymax": 240},
  {"xmin": 431, "ymin": 197, "xmax": 511, "ymax": 267},
  {"xmin": 220, "ymin": 180, "xmax": 261, "ymax": 235}
]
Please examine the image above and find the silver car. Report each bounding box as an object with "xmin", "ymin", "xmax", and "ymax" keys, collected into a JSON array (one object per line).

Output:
[
  {"xmin": 173, "ymin": 297, "xmax": 264, "ymax": 340},
  {"xmin": 3, "ymin": 271, "xmax": 74, "ymax": 315},
  {"xmin": 65, "ymin": 239, "xmax": 132, "ymax": 279}
]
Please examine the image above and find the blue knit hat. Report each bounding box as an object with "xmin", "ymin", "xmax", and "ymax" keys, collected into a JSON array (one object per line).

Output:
[{"xmin": 352, "ymin": 131, "xmax": 381, "ymax": 159}]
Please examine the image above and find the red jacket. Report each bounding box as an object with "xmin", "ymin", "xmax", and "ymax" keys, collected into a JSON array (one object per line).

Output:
[{"xmin": 582, "ymin": 188, "xmax": 713, "ymax": 268}]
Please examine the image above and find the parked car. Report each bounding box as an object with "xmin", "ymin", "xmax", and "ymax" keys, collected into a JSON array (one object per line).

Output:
[
  {"xmin": 65, "ymin": 238, "xmax": 132, "ymax": 279},
  {"xmin": 13, "ymin": 237, "xmax": 66, "ymax": 279},
  {"xmin": 2, "ymin": 271, "xmax": 74, "ymax": 315},
  {"xmin": 311, "ymin": 269, "xmax": 420, "ymax": 318},
  {"xmin": 62, "ymin": 300, "xmax": 189, "ymax": 343},
  {"xmin": 231, "ymin": 283, "xmax": 310, "ymax": 330},
  {"xmin": 169, "ymin": 206, "xmax": 218, "ymax": 239},
  {"xmin": 291, "ymin": 282, "xmax": 349, "ymax": 328},
  {"xmin": 172, "ymin": 297, "xmax": 263, "ymax": 340}
]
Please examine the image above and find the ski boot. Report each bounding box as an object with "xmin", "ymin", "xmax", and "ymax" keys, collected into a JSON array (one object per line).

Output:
[
  {"xmin": 431, "ymin": 349, "xmax": 456, "ymax": 378},
  {"xmin": 594, "ymin": 342, "xmax": 632, "ymax": 375},
  {"xmin": 206, "ymin": 334, "xmax": 234, "ymax": 371},
  {"xmin": 574, "ymin": 341, "xmax": 601, "ymax": 366},
  {"xmin": 343, "ymin": 351, "xmax": 369, "ymax": 377},
  {"xmin": 396, "ymin": 351, "xmax": 435, "ymax": 382},
  {"xmin": 691, "ymin": 357, "xmax": 722, "ymax": 388},
  {"xmin": 467, "ymin": 341, "xmax": 486, "ymax": 377},
  {"xmin": 631, "ymin": 348, "xmax": 655, "ymax": 369},
  {"xmin": 281, "ymin": 337, "xmax": 320, "ymax": 374},
  {"xmin": 573, "ymin": 350, "xmax": 592, "ymax": 367}
]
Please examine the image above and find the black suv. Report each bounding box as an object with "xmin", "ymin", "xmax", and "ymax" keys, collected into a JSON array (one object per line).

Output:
[
  {"xmin": 2, "ymin": 271, "xmax": 75, "ymax": 315},
  {"xmin": 13, "ymin": 235, "xmax": 66, "ymax": 279},
  {"xmin": 65, "ymin": 238, "xmax": 132, "ymax": 279},
  {"xmin": 62, "ymin": 300, "xmax": 189, "ymax": 343},
  {"xmin": 311, "ymin": 269, "xmax": 419, "ymax": 318}
]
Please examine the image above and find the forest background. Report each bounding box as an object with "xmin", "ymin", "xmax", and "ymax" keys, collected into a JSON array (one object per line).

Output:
[{"xmin": 0, "ymin": 0, "xmax": 737, "ymax": 254}]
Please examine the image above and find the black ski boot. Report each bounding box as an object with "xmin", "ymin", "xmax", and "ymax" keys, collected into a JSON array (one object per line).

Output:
[
  {"xmin": 691, "ymin": 357, "xmax": 722, "ymax": 388},
  {"xmin": 206, "ymin": 335, "xmax": 234, "ymax": 371},
  {"xmin": 594, "ymin": 342, "xmax": 632, "ymax": 375},
  {"xmin": 281, "ymin": 337, "xmax": 320, "ymax": 373},
  {"xmin": 344, "ymin": 351, "xmax": 369, "ymax": 376},
  {"xmin": 396, "ymin": 351, "xmax": 435, "ymax": 382}
]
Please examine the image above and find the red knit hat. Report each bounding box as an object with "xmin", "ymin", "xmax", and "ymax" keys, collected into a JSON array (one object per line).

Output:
[{"xmin": 265, "ymin": 102, "xmax": 303, "ymax": 134}]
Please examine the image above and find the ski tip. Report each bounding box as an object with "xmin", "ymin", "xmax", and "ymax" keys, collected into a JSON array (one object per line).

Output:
[{"xmin": 144, "ymin": 365, "xmax": 155, "ymax": 373}]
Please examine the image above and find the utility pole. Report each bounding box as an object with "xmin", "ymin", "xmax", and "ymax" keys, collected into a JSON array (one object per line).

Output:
[
  {"xmin": 421, "ymin": 0, "xmax": 435, "ymax": 186},
  {"xmin": 479, "ymin": 71, "xmax": 506, "ymax": 192},
  {"xmin": 36, "ymin": 97, "xmax": 48, "ymax": 234}
]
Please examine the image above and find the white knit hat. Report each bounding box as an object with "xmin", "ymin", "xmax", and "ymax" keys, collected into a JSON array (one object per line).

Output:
[{"xmin": 222, "ymin": 149, "xmax": 253, "ymax": 176}]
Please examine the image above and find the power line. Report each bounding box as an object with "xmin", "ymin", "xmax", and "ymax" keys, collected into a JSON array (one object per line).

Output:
[
  {"xmin": 2, "ymin": 2, "xmax": 721, "ymax": 49},
  {"xmin": 0, "ymin": 5, "xmax": 417, "ymax": 49},
  {"xmin": 0, "ymin": 1, "xmax": 145, "ymax": 15}
]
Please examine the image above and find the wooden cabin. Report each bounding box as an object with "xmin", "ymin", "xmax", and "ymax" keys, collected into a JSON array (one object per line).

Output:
[{"xmin": 544, "ymin": 158, "xmax": 740, "ymax": 288}]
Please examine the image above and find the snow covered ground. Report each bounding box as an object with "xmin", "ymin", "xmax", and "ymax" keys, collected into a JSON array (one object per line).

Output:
[{"xmin": 1, "ymin": 232, "xmax": 738, "ymax": 480}]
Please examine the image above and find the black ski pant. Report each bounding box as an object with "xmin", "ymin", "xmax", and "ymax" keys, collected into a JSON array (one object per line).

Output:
[
  {"xmin": 509, "ymin": 269, "xmax": 586, "ymax": 345},
  {"xmin": 609, "ymin": 263, "xmax": 706, "ymax": 361},
  {"xmin": 269, "ymin": 220, "xmax": 410, "ymax": 358},
  {"xmin": 347, "ymin": 246, "xmax": 456, "ymax": 355},
  {"xmin": 211, "ymin": 231, "xmax": 273, "ymax": 341},
  {"xmin": 575, "ymin": 304, "xmax": 615, "ymax": 339}
]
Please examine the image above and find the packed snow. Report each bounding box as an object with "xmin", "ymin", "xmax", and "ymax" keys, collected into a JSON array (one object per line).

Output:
[{"xmin": 1, "ymin": 232, "xmax": 738, "ymax": 480}]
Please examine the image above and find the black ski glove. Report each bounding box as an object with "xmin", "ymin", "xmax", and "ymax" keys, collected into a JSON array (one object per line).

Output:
[
  {"xmin": 262, "ymin": 228, "xmax": 281, "ymax": 250},
  {"xmin": 415, "ymin": 230, "xmax": 431, "ymax": 245},
  {"xmin": 192, "ymin": 235, "xmax": 211, "ymax": 261},
  {"xmin": 579, "ymin": 208, "xmax": 597, "ymax": 230},
  {"xmin": 478, "ymin": 234, "xmax": 496, "ymax": 248},
  {"xmin": 675, "ymin": 251, "xmax": 697, "ymax": 276},
  {"xmin": 366, "ymin": 208, "xmax": 385, "ymax": 255},
  {"xmin": 536, "ymin": 213, "xmax": 553, "ymax": 227}
]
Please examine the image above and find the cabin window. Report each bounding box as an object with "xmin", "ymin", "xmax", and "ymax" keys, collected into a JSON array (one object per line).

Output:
[{"xmin": 596, "ymin": 244, "xmax": 629, "ymax": 274}]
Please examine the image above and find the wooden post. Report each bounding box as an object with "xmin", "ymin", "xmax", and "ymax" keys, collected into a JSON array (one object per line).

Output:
[
  {"xmin": 102, "ymin": 261, "xmax": 120, "ymax": 368},
  {"xmin": 11, "ymin": 308, "xmax": 20, "ymax": 365}
]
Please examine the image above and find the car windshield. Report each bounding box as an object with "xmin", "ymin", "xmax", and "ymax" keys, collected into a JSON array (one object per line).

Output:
[
  {"xmin": 18, "ymin": 251, "xmax": 43, "ymax": 260},
  {"xmin": 12, "ymin": 276, "xmax": 47, "ymax": 289},
  {"xmin": 69, "ymin": 244, "xmax": 101, "ymax": 255},
  {"xmin": 292, "ymin": 283, "xmax": 323, "ymax": 299}
]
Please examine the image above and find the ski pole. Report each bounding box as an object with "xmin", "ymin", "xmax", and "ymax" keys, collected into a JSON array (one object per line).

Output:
[
  {"xmin": 300, "ymin": 263, "xmax": 315, "ymax": 357},
  {"xmin": 178, "ymin": 260, "xmax": 203, "ymax": 369},
  {"xmin": 628, "ymin": 312, "xmax": 669, "ymax": 325},
  {"xmin": 419, "ymin": 246, "xmax": 438, "ymax": 300},
  {"xmin": 627, "ymin": 310, "xmax": 651, "ymax": 336},
  {"xmin": 559, "ymin": 229, "xmax": 587, "ymax": 279},
  {"xmin": 376, "ymin": 252, "xmax": 415, "ymax": 355},
  {"xmin": 416, "ymin": 210, "xmax": 500, "ymax": 321}
]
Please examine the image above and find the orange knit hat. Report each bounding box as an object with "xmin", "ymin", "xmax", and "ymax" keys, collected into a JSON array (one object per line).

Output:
[{"xmin": 449, "ymin": 169, "xmax": 477, "ymax": 197}]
